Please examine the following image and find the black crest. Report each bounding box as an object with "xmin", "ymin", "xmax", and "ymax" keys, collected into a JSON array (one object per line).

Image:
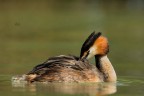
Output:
[{"xmin": 80, "ymin": 31, "xmax": 102, "ymax": 58}]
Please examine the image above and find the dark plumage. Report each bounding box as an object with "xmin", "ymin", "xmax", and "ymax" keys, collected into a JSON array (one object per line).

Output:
[
  {"xmin": 80, "ymin": 31, "xmax": 101, "ymax": 58},
  {"xmin": 26, "ymin": 55, "xmax": 102, "ymax": 83}
]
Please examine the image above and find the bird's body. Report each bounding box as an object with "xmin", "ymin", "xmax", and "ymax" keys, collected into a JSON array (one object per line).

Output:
[
  {"xmin": 26, "ymin": 55, "xmax": 103, "ymax": 82},
  {"xmin": 25, "ymin": 32, "xmax": 117, "ymax": 83}
]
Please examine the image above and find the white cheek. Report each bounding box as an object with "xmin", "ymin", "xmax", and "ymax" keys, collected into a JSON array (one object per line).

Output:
[{"xmin": 87, "ymin": 46, "xmax": 97, "ymax": 59}]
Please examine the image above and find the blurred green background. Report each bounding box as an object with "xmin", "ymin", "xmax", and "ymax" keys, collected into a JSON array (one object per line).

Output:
[{"xmin": 0, "ymin": 0, "xmax": 144, "ymax": 78}]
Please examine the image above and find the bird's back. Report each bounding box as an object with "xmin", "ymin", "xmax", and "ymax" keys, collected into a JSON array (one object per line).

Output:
[{"xmin": 26, "ymin": 55, "xmax": 103, "ymax": 83}]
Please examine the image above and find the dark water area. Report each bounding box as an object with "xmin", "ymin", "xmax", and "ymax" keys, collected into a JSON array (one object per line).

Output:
[{"xmin": 0, "ymin": 0, "xmax": 144, "ymax": 96}]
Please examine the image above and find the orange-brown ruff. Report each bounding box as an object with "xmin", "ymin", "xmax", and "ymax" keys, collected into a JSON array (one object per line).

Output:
[
  {"xmin": 95, "ymin": 36, "xmax": 109, "ymax": 55},
  {"xmin": 26, "ymin": 32, "xmax": 117, "ymax": 83}
]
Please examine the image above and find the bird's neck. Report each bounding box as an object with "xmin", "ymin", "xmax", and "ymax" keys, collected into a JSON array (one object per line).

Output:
[{"xmin": 95, "ymin": 55, "xmax": 117, "ymax": 82}]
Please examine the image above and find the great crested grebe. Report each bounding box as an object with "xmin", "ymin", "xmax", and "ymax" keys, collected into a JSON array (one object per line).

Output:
[{"xmin": 25, "ymin": 32, "xmax": 117, "ymax": 83}]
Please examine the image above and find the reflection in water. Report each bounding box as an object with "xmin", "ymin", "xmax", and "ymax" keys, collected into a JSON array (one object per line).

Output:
[
  {"xmin": 36, "ymin": 82, "xmax": 117, "ymax": 96},
  {"xmin": 12, "ymin": 77, "xmax": 117, "ymax": 96}
]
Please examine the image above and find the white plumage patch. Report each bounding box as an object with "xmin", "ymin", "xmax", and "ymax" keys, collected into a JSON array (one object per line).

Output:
[{"xmin": 87, "ymin": 45, "xmax": 97, "ymax": 59}]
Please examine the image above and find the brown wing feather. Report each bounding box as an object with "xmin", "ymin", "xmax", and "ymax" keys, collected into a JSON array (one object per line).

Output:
[{"xmin": 26, "ymin": 55, "xmax": 100, "ymax": 82}]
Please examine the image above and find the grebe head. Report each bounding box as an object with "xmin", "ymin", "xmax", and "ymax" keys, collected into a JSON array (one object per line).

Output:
[{"xmin": 80, "ymin": 32, "xmax": 109, "ymax": 60}]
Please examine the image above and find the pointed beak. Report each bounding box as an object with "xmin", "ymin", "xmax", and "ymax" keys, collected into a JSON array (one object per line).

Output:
[
  {"xmin": 80, "ymin": 56, "xmax": 86, "ymax": 61},
  {"xmin": 79, "ymin": 51, "xmax": 90, "ymax": 61}
]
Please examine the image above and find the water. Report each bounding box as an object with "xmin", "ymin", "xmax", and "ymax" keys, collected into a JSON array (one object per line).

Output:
[
  {"xmin": 0, "ymin": 0, "xmax": 144, "ymax": 96},
  {"xmin": 0, "ymin": 75, "xmax": 144, "ymax": 96}
]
